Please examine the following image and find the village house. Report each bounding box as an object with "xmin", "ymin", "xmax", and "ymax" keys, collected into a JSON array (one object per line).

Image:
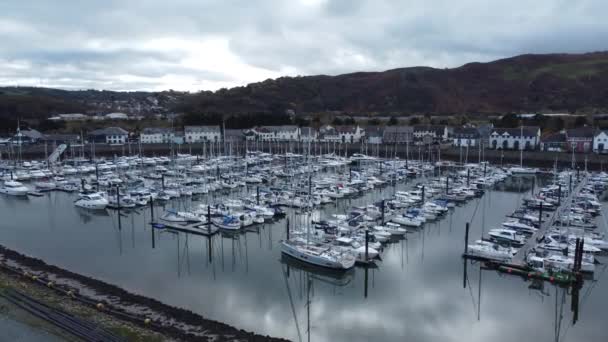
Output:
[
  {"xmin": 140, "ymin": 128, "xmax": 175, "ymax": 144},
  {"xmin": 40, "ymin": 134, "xmax": 81, "ymax": 145},
  {"xmin": 88, "ymin": 127, "xmax": 129, "ymax": 144},
  {"xmin": 335, "ymin": 125, "xmax": 365, "ymax": 143},
  {"xmin": 319, "ymin": 125, "xmax": 340, "ymax": 142},
  {"xmin": 565, "ymin": 127, "xmax": 596, "ymax": 153},
  {"xmin": 489, "ymin": 126, "xmax": 540, "ymax": 150},
  {"xmin": 224, "ymin": 129, "xmax": 245, "ymax": 143},
  {"xmin": 299, "ymin": 127, "xmax": 318, "ymax": 142},
  {"xmin": 184, "ymin": 126, "xmax": 221, "ymax": 143},
  {"xmin": 252, "ymin": 126, "xmax": 300, "ymax": 141},
  {"xmin": 413, "ymin": 125, "xmax": 449, "ymax": 142},
  {"xmin": 594, "ymin": 131, "xmax": 608, "ymax": 154},
  {"xmin": 365, "ymin": 126, "xmax": 385, "ymax": 144},
  {"xmin": 540, "ymin": 132, "xmax": 567, "ymax": 152},
  {"xmin": 452, "ymin": 127, "xmax": 481, "ymax": 147},
  {"xmin": 13, "ymin": 129, "xmax": 43, "ymax": 144},
  {"xmin": 383, "ymin": 126, "xmax": 413, "ymax": 144}
]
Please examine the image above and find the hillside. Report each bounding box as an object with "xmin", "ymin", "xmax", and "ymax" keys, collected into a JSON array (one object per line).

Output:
[
  {"xmin": 0, "ymin": 87, "xmax": 186, "ymax": 120},
  {"xmin": 3, "ymin": 52, "xmax": 608, "ymax": 122},
  {"xmin": 178, "ymin": 52, "xmax": 608, "ymax": 115}
]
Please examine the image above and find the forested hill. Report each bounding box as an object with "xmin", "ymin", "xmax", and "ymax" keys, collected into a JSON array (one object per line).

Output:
[
  {"xmin": 3, "ymin": 52, "xmax": 608, "ymax": 122},
  {"xmin": 177, "ymin": 52, "xmax": 608, "ymax": 115}
]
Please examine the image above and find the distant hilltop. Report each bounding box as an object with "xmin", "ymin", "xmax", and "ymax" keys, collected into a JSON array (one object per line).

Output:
[{"xmin": 3, "ymin": 52, "xmax": 608, "ymax": 121}]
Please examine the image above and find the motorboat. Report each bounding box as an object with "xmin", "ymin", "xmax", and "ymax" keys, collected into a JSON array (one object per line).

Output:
[
  {"xmin": 466, "ymin": 240, "xmax": 515, "ymax": 262},
  {"xmin": 488, "ymin": 228, "xmax": 526, "ymax": 247},
  {"xmin": 501, "ymin": 219, "xmax": 537, "ymax": 235},
  {"xmin": 0, "ymin": 180, "xmax": 29, "ymax": 196},
  {"xmin": 74, "ymin": 192, "xmax": 109, "ymax": 210}
]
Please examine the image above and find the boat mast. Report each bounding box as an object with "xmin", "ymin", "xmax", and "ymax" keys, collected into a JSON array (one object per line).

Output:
[{"xmin": 520, "ymin": 125, "xmax": 523, "ymax": 167}]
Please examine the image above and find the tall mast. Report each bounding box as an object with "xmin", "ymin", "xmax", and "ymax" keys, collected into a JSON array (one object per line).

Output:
[{"xmin": 520, "ymin": 125, "xmax": 523, "ymax": 167}]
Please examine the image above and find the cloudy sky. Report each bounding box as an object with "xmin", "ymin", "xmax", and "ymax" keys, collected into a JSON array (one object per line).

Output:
[{"xmin": 0, "ymin": 0, "xmax": 606, "ymax": 91}]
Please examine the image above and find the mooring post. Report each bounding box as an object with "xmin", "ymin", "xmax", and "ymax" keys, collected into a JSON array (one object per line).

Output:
[
  {"xmin": 538, "ymin": 202, "xmax": 543, "ymax": 230},
  {"xmin": 381, "ymin": 200, "xmax": 385, "ymax": 225},
  {"xmin": 116, "ymin": 185, "xmax": 122, "ymax": 231},
  {"xmin": 308, "ymin": 173, "xmax": 312, "ymax": 197},
  {"xmin": 286, "ymin": 217, "xmax": 290, "ymax": 240},
  {"xmin": 466, "ymin": 168, "xmax": 470, "ymax": 186},
  {"xmin": 365, "ymin": 230, "xmax": 369, "ymax": 262},
  {"xmin": 558, "ymin": 184, "xmax": 562, "ymax": 206},
  {"xmin": 95, "ymin": 163, "xmax": 99, "ymax": 183},
  {"xmin": 445, "ymin": 175, "xmax": 449, "ymax": 194},
  {"xmin": 161, "ymin": 174, "xmax": 165, "ymax": 190},
  {"xmin": 464, "ymin": 222, "xmax": 470, "ymax": 254},
  {"xmin": 569, "ymin": 173, "xmax": 573, "ymax": 193},
  {"xmin": 150, "ymin": 196, "xmax": 155, "ymax": 249},
  {"xmin": 256, "ymin": 186, "xmax": 260, "ymax": 205},
  {"xmin": 81, "ymin": 178, "xmax": 85, "ymax": 191},
  {"xmin": 421, "ymin": 185, "xmax": 425, "ymax": 203},
  {"xmin": 483, "ymin": 163, "xmax": 487, "ymax": 177},
  {"xmin": 207, "ymin": 205, "xmax": 211, "ymax": 226},
  {"xmin": 10, "ymin": 170, "xmax": 13, "ymax": 180}
]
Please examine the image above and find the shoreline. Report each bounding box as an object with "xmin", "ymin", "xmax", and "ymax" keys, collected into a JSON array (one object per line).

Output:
[
  {"xmin": 4, "ymin": 142, "xmax": 606, "ymax": 170},
  {"xmin": 0, "ymin": 244, "xmax": 289, "ymax": 342}
]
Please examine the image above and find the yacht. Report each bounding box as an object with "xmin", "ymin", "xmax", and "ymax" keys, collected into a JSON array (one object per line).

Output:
[
  {"xmin": 74, "ymin": 192, "xmax": 109, "ymax": 210},
  {"xmin": 212, "ymin": 215, "xmax": 241, "ymax": 230},
  {"xmin": 281, "ymin": 238, "xmax": 356, "ymax": 270},
  {"xmin": 467, "ymin": 240, "xmax": 515, "ymax": 262},
  {"xmin": 0, "ymin": 181, "xmax": 29, "ymax": 196},
  {"xmin": 488, "ymin": 228, "xmax": 526, "ymax": 247}
]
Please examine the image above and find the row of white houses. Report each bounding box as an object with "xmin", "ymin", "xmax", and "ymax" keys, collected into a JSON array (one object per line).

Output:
[{"xmin": 99, "ymin": 124, "xmax": 608, "ymax": 154}]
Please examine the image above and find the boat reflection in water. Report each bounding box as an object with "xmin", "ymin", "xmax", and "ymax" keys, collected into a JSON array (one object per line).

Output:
[
  {"xmin": 463, "ymin": 260, "xmax": 585, "ymax": 341},
  {"xmin": 281, "ymin": 251, "xmax": 356, "ymax": 342},
  {"xmin": 280, "ymin": 253, "xmax": 354, "ymax": 288}
]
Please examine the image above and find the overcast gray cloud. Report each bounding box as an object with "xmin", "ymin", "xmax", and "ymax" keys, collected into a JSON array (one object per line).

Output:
[{"xmin": 0, "ymin": 0, "xmax": 607, "ymax": 91}]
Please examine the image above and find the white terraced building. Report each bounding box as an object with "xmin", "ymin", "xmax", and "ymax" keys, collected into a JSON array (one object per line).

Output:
[
  {"xmin": 140, "ymin": 128, "xmax": 175, "ymax": 144},
  {"xmin": 594, "ymin": 131, "xmax": 608, "ymax": 153},
  {"xmin": 184, "ymin": 126, "xmax": 221, "ymax": 143},
  {"xmin": 253, "ymin": 126, "xmax": 300, "ymax": 141},
  {"xmin": 489, "ymin": 126, "xmax": 540, "ymax": 150}
]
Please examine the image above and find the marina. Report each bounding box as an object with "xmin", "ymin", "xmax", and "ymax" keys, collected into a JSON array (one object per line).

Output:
[{"xmin": 0, "ymin": 149, "xmax": 607, "ymax": 342}]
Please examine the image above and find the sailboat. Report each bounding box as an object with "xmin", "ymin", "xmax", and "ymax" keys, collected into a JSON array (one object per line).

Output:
[
  {"xmin": 280, "ymin": 150, "xmax": 356, "ymax": 270},
  {"xmin": 509, "ymin": 126, "xmax": 539, "ymax": 174}
]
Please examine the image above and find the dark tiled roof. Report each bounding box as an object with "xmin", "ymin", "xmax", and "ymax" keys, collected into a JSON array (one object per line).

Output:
[
  {"xmin": 142, "ymin": 127, "xmax": 174, "ymax": 134},
  {"xmin": 40, "ymin": 134, "xmax": 80, "ymax": 141},
  {"xmin": 452, "ymin": 127, "xmax": 480, "ymax": 138},
  {"xmin": 384, "ymin": 126, "xmax": 413, "ymax": 134},
  {"xmin": 89, "ymin": 127, "xmax": 128, "ymax": 136},
  {"xmin": 413, "ymin": 125, "xmax": 445, "ymax": 135},
  {"xmin": 184, "ymin": 125, "xmax": 220, "ymax": 133},
  {"xmin": 365, "ymin": 126, "xmax": 385, "ymax": 137},
  {"xmin": 491, "ymin": 126, "xmax": 539, "ymax": 137},
  {"xmin": 257, "ymin": 125, "xmax": 298, "ymax": 132},
  {"xmin": 566, "ymin": 127, "xmax": 596, "ymax": 138},
  {"xmin": 541, "ymin": 132, "xmax": 566, "ymax": 143}
]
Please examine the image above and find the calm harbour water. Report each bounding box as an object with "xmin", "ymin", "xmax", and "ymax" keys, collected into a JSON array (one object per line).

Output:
[{"xmin": 0, "ymin": 176, "xmax": 606, "ymax": 342}]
